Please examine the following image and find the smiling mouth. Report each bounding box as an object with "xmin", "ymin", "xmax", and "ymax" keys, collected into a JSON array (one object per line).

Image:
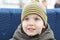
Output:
[
  {"xmin": 27, "ymin": 28, "xmax": 35, "ymax": 32},
  {"xmin": 28, "ymin": 28, "xmax": 35, "ymax": 30}
]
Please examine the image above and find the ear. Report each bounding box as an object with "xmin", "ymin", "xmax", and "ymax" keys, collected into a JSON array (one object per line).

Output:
[{"xmin": 43, "ymin": 26, "xmax": 45, "ymax": 28}]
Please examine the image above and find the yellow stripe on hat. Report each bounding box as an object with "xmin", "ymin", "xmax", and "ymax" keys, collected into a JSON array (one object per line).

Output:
[{"xmin": 21, "ymin": 1, "xmax": 47, "ymax": 25}]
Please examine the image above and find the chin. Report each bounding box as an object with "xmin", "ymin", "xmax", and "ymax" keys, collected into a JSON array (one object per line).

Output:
[{"xmin": 26, "ymin": 33, "xmax": 37, "ymax": 36}]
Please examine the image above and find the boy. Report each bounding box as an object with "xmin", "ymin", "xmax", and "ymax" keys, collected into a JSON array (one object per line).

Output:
[{"xmin": 10, "ymin": 1, "xmax": 55, "ymax": 40}]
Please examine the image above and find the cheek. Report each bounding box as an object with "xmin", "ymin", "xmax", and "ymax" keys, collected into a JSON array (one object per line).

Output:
[
  {"xmin": 36, "ymin": 21, "xmax": 44, "ymax": 30},
  {"xmin": 36, "ymin": 21, "xmax": 44, "ymax": 27},
  {"xmin": 22, "ymin": 21, "xmax": 27, "ymax": 30},
  {"xmin": 36, "ymin": 24, "xmax": 44, "ymax": 34},
  {"xmin": 22, "ymin": 21, "xmax": 27, "ymax": 27}
]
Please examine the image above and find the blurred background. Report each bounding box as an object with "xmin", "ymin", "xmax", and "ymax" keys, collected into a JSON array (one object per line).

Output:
[
  {"xmin": 0, "ymin": 0, "xmax": 56, "ymax": 9},
  {"xmin": 0, "ymin": 0, "xmax": 60, "ymax": 40}
]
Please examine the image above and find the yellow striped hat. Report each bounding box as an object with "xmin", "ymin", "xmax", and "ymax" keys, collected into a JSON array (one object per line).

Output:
[{"xmin": 21, "ymin": 1, "xmax": 47, "ymax": 25}]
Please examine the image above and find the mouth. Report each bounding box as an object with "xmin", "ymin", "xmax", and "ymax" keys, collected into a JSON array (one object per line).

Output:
[
  {"xmin": 28, "ymin": 28, "xmax": 35, "ymax": 30},
  {"xmin": 27, "ymin": 28, "xmax": 36, "ymax": 32}
]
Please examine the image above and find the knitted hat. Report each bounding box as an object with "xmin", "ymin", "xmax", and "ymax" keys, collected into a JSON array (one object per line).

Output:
[{"xmin": 21, "ymin": 1, "xmax": 47, "ymax": 25}]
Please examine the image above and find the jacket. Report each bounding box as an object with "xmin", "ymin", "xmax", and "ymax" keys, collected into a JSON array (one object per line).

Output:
[{"xmin": 10, "ymin": 24, "xmax": 56, "ymax": 40}]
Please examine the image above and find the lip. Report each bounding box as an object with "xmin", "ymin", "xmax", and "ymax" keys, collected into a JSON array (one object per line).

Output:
[
  {"xmin": 26, "ymin": 26, "xmax": 36, "ymax": 31},
  {"xmin": 27, "ymin": 28, "xmax": 36, "ymax": 32},
  {"xmin": 27, "ymin": 28, "xmax": 35, "ymax": 30}
]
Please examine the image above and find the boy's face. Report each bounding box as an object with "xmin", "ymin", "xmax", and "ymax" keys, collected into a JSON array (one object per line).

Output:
[{"xmin": 22, "ymin": 14, "xmax": 45, "ymax": 36}]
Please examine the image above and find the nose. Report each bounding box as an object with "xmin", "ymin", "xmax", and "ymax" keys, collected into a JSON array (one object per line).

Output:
[{"xmin": 28, "ymin": 19, "xmax": 35, "ymax": 26}]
